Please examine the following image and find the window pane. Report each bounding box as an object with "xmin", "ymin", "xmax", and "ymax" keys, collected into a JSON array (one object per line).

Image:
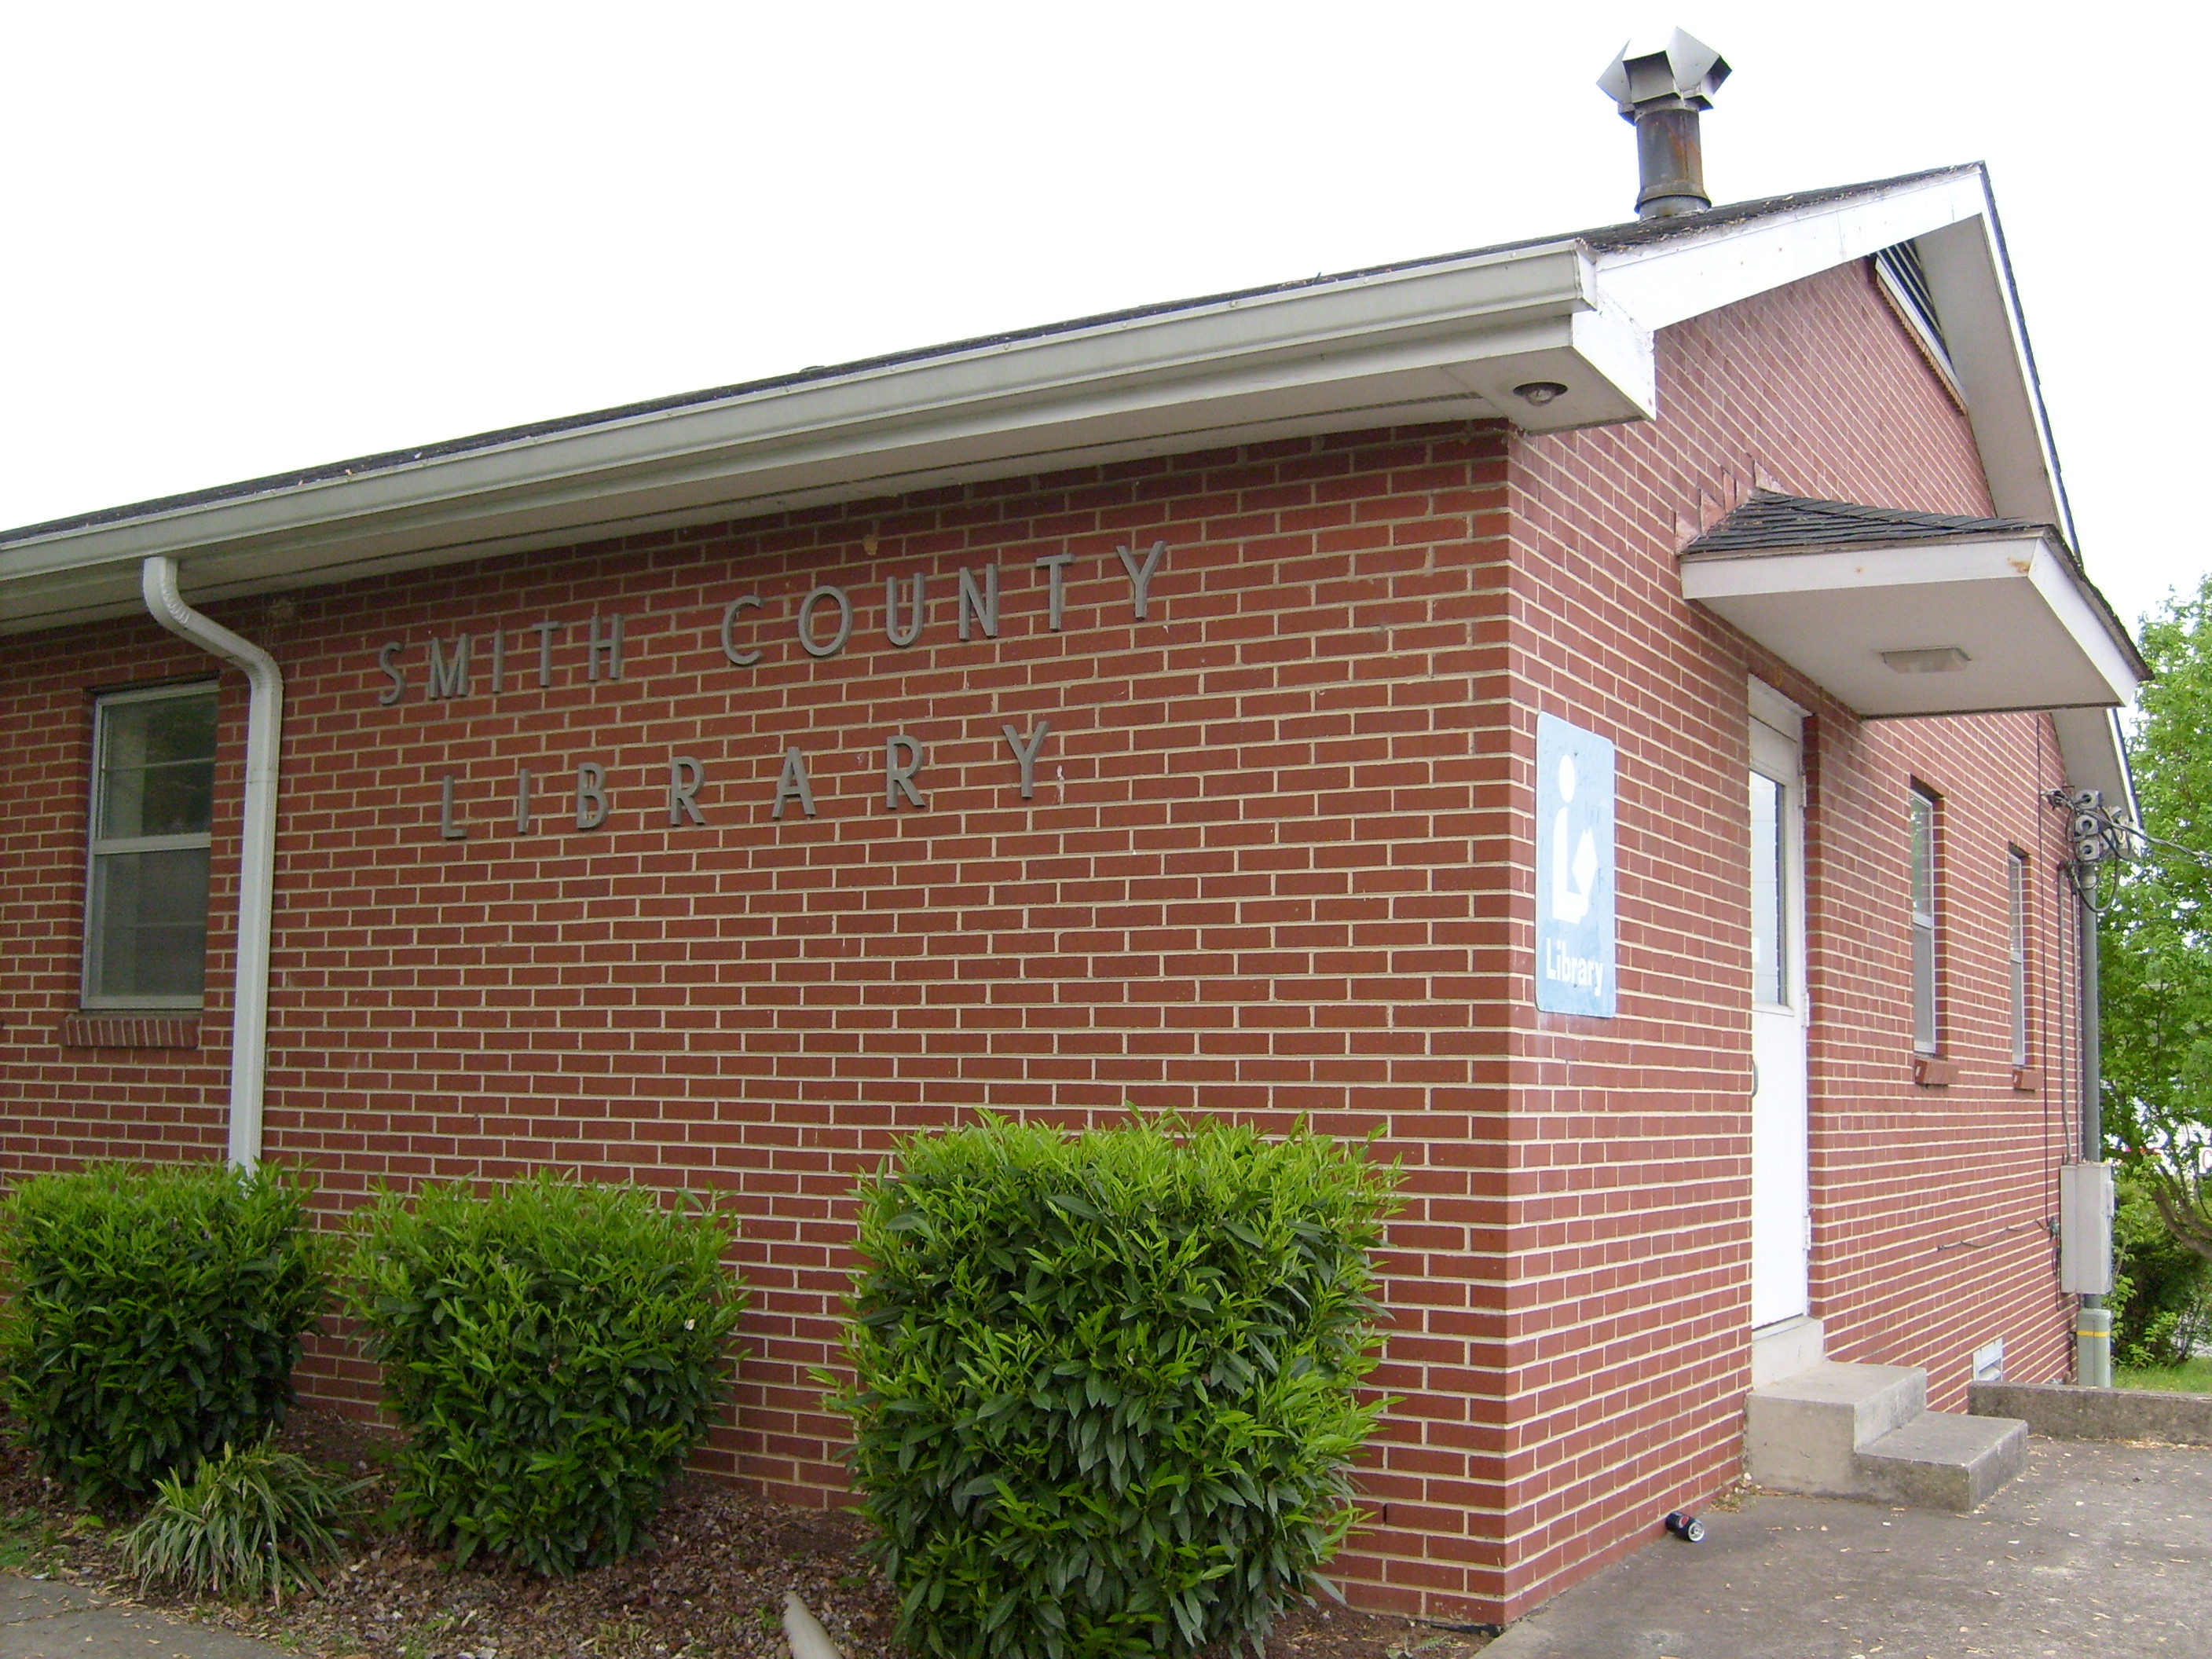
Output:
[
  {"xmin": 2010, "ymin": 853, "xmax": 2029, "ymax": 1066},
  {"xmin": 87, "ymin": 848, "xmax": 209, "ymax": 1000},
  {"xmin": 1913, "ymin": 921, "xmax": 1937, "ymax": 1051},
  {"xmin": 1910, "ymin": 789, "xmax": 1937, "ymax": 1052},
  {"xmin": 97, "ymin": 694, "xmax": 217, "ymax": 840},
  {"xmin": 1909, "ymin": 791, "xmax": 1934, "ymax": 922},
  {"xmin": 1750, "ymin": 771, "xmax": 1785, "ymax": 1005}
]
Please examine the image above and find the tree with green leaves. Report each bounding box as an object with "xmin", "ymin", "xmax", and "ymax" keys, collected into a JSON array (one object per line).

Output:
[{"xmin": 2102, "ymin": 573, "xmax": 2212, "ymax": 1297}]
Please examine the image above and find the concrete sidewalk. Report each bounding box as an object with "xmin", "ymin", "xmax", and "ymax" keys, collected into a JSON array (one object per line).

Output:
[
  {"xmin": 1485, "ymin": 1437, "xmax": 2210, "ymax": 1658},
  {"xmin": 0, "ymin": 1577, "xmax": 276, "ymax": 1659}
]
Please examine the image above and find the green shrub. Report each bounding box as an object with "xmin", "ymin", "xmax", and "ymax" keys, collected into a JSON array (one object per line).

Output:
[
  {"xmin": 2112, "ymin": 1166, "xmax": 2212, "ymax": 1370},
  {"xmin": 0, "ymin": 1163, "xmax": 330, "ymax": 1503},
  {"xmin": 830, "ymin": 1115, "xmax": 1397, "ymax": 1659},
  {"xmin": 122, "ymin": 1436, "xmax": 367, "ymax": 1604},
  {"xmin": 345, "ymin": 1174, "xmax": 747, "ymax": 1576}
]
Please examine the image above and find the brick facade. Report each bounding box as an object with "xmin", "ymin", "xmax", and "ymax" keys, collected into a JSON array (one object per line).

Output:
[
  {"xmin": 0, "ymin": 255, "xmax": 2082, "ymax": 1625},
  {"xmin": 1450, "ymin": 258, "xmax": 2079, "ymax": 1617}
]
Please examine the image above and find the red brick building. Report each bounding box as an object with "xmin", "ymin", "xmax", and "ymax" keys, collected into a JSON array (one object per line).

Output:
[{"xmin": 0, "ymin": 155, "xmax": 2141, "ymax": 1624}]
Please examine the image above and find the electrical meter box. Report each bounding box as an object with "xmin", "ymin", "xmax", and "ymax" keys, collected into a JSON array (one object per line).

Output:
[{"xmin": 2060, "ymin": 1161, "xmax": 2115, "ymax": 1295}]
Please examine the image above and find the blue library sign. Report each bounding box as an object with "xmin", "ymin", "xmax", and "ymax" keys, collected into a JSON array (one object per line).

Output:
[{"xmin": 1535, "ymin": 713, "xmax": 1616, "ymax": 1017}]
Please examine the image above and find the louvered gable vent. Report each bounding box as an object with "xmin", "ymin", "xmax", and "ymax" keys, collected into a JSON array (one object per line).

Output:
[{"xmin": 1874, "ymin": 240, "xmax": 1956, "ymax": 384}]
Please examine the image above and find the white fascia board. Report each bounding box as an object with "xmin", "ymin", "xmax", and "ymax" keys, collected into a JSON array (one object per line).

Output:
[
  {"xmin": 1, "ymin": 241, "xmax": 1661, "ymax": 635},
  {"xmin": 1588, "ymin": 170, "xmax": 1990, "ymax": 333},
  {"xmin": 1683, "ymin": 531, "xmax": 2046, "ymax": 597},
  {"xmin": 2020, "ymin": 540, "xmax": 2144, "ymax": 708}
]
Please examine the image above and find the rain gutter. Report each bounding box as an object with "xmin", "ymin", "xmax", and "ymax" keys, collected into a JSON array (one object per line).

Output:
[{"xmin": 141, "ymin": 554, "xmax": 281, "ymax": 1171}]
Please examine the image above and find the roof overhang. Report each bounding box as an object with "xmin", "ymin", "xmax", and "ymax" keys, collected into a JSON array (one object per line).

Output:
[
  {"xmin": 0, "ymin": 246, "xmax": 1654, "ymax": 635},
  {"xmin": 0, "ymin": 163, "xmax": 2056, "ymax": 645},
  {"xmin": 1584, "ymin": 169, "xmax": 2062, "ymax": 529},
  {"xmin": 0, "ymin": 165, "xmax": 2148, "ymax": 805},
  {"xmin": 1680, "ymin": 528, "xmax": 2141, "ymax": 719}
]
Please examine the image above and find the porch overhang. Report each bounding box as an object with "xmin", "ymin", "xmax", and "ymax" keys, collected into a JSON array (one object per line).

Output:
[{"xmin": 1679, "ymin": 526, "xmax": 2144, "ymax": 719}]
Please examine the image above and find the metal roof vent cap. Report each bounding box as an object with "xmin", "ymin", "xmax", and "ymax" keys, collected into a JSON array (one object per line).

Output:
[{"xmin": 1598, "ymin": 28, "xmax": 1730, "ymax": 220}]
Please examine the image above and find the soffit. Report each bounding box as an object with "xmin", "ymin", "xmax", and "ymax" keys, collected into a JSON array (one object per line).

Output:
[{"xmin": 1680, "ymin": 495, "xmax": 2144, "ymax": 720}]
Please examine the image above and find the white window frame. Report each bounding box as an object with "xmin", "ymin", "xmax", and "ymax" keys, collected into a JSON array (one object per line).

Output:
[{"xmin": 82, "ymin": 680, "xmax": 218, "ymax": 1010}]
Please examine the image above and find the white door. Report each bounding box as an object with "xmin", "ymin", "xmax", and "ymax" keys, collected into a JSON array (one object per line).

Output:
[{"xmin": 1749, "ymin": 687, "xmax": 1810, "ymax": 1328}]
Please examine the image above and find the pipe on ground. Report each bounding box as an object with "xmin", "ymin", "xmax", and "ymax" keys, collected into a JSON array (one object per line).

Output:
[{"xmin": 782, "ymin": 1592, "xmax": 844, "ymax": 1659}]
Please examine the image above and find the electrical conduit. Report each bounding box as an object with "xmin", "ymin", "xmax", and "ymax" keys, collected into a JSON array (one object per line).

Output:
[{"xmin": 141, "ymin": 555, "xmax": 283, "ymax": 1170}]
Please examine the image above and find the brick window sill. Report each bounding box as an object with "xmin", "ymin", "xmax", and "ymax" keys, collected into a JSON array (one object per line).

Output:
[
  {"xmin": 56, "ymin": 1014, "xmax": 202, "ymax": 1050},
  {"xmin": 1913, "ymin": 1055, "xmax": 1958, "ymax": 1088}
]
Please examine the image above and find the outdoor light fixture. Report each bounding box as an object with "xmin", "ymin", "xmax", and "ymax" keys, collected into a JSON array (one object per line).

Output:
[
  {"xmin": 1881, "ymin": 646, "xmax": 1972, "ymax": 674},
  {"xmin": 1514, "ymin": 381, "xmax": 1569, "ymax": 406}
]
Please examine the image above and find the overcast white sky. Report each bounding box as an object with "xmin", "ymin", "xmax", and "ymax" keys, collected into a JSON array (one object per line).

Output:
[{"xmin": 2, "ymin": 2, "xmax": 2202, "ymax": 631}]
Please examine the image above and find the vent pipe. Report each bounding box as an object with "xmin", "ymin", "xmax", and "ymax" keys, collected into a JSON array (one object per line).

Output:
[{"xmin": 1598, "ymin": 29, "xmax": 1730, "ymax": 219}]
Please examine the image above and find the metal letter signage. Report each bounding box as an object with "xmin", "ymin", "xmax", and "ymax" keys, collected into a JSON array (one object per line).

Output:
[
  {"xmin": 383, "ymin": 546, "xmax": 1177, "ymax": 837},
  {"xmin": 1115, "ymin": 541, "xmax": 1166, "ymax": 619},
  {"xmin": 956, "ymin": 566, "xmax": 999, "ymax": 641},
  {"xmin": 1534, "ymin": 712, "xmax": 1616, "ymax": 1017},
  {"xmin": 668, "ymin": 756, "xmax": 707, "ymax": 826},
  {"xmin": 719, "ymin": 596, "xmax": 764, "ymax": 666},
  {"xmin": 884, "ymin": 575, "xmax": 925, "ymax": 647},
  {"xmin": 576, "ymin": 762, "xmax": 610, "ymax": 831},
  {"xmin": 796, "ymin": 588, "xmax": 853, "ymax": 659},
  {"xmin": 376, "ymin": 642, "xmax": 406, "ymax": 705},
  {"xmin": 427, "ymin": 635, "xmax": 471, "ymax": 700}
]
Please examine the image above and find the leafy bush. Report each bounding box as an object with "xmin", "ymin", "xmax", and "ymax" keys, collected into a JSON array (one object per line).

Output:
[
  {"xmin": 2112, "ymin": 1166, "xmax": 2212, "ymax": 1370},
  {"xmin": 346, "ymin": 1174, "xmax": 747, "ymax": 1575},
  {"xmin": 830, "ymin": 1115, "xmax": 1397, "ymax": 1659},
  {"xmin": 0, "ymin": 1163, "xmax": 330, "ymax": 1503},
  {"xmin": 122, "ymin": 1437, "xmax": 366, "ymax": 1604}
]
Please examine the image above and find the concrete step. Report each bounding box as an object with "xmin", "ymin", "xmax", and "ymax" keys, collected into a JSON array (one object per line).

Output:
[
  {"xmin": 1745, "ymin": 1361, "xmax": 1926, "ymax": 1497},
  {"xmin": 1751, "ymin": 1314, "xmax": 1827, "ymax": 1386},
  {"xmin": 1745, "ymin": 1358, "xmax": 2029, "ymax": 1511},
  {"xmin": 1859, "ymin": 1410, "xmax": 2027, "ymax": 1511}
]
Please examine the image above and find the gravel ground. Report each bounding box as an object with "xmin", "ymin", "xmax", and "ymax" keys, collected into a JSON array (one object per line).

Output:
[{"xmin": 0, "ymin": 1408, "xmax": 1489, "ymax": 1659}]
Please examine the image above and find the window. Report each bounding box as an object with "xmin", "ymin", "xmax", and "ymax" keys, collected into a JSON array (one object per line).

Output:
[
  {"xmin": 1909, "ymin": 786, "xmax": 1939, "ymax": 1053},
  {"xmin": 84, "ymin": 683, "xmax": 218, "ymax": 1008},
  {"xmin": 1749, "ymin": 770, "xmax": 1787, "ymax": 1005},
  {"xmin": 2009, "ymin": 848, "xmax": 2031, "ymax": 1068}
]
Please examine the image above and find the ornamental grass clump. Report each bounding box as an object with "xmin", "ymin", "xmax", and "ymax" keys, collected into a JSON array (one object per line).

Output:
[
  {"xmin": 831, "ymin": 1115, "xmax": 1397, "ymax": 1659},
  {"xmin": 346, "ymin": 1174, "xmax": 747, "ymax": 1576},
  {"xmin": 122, "ymin": 1437, "xmax": 368, "ymax": 1605},
  {"xmin": 0, "ymin": 1162, "xmax": 330, "ymax": 1503}
]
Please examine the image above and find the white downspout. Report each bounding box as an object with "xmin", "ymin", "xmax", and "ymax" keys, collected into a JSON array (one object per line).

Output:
[{"xmin": 141, "ymin": 555, "xmax": 283, "ymax": 1171}]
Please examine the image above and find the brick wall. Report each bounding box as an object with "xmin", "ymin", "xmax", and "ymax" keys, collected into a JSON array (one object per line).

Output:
[
  {"xmin": 0, "ymin": 421, "xmax": 1524, "ymax": 1549},
  {"xmin": 0, "ymin": 254, "xmax": 2082, "ymax": 1627},
  {"xmin": 1459, "ymin": 256, "xmax": 2079, "ymax": 1617}
]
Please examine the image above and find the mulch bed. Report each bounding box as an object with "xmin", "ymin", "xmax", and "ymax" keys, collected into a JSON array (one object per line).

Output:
[{"xmin": 0, "ymin": 1406, "xmax": 1490, "ymax": 1659}]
